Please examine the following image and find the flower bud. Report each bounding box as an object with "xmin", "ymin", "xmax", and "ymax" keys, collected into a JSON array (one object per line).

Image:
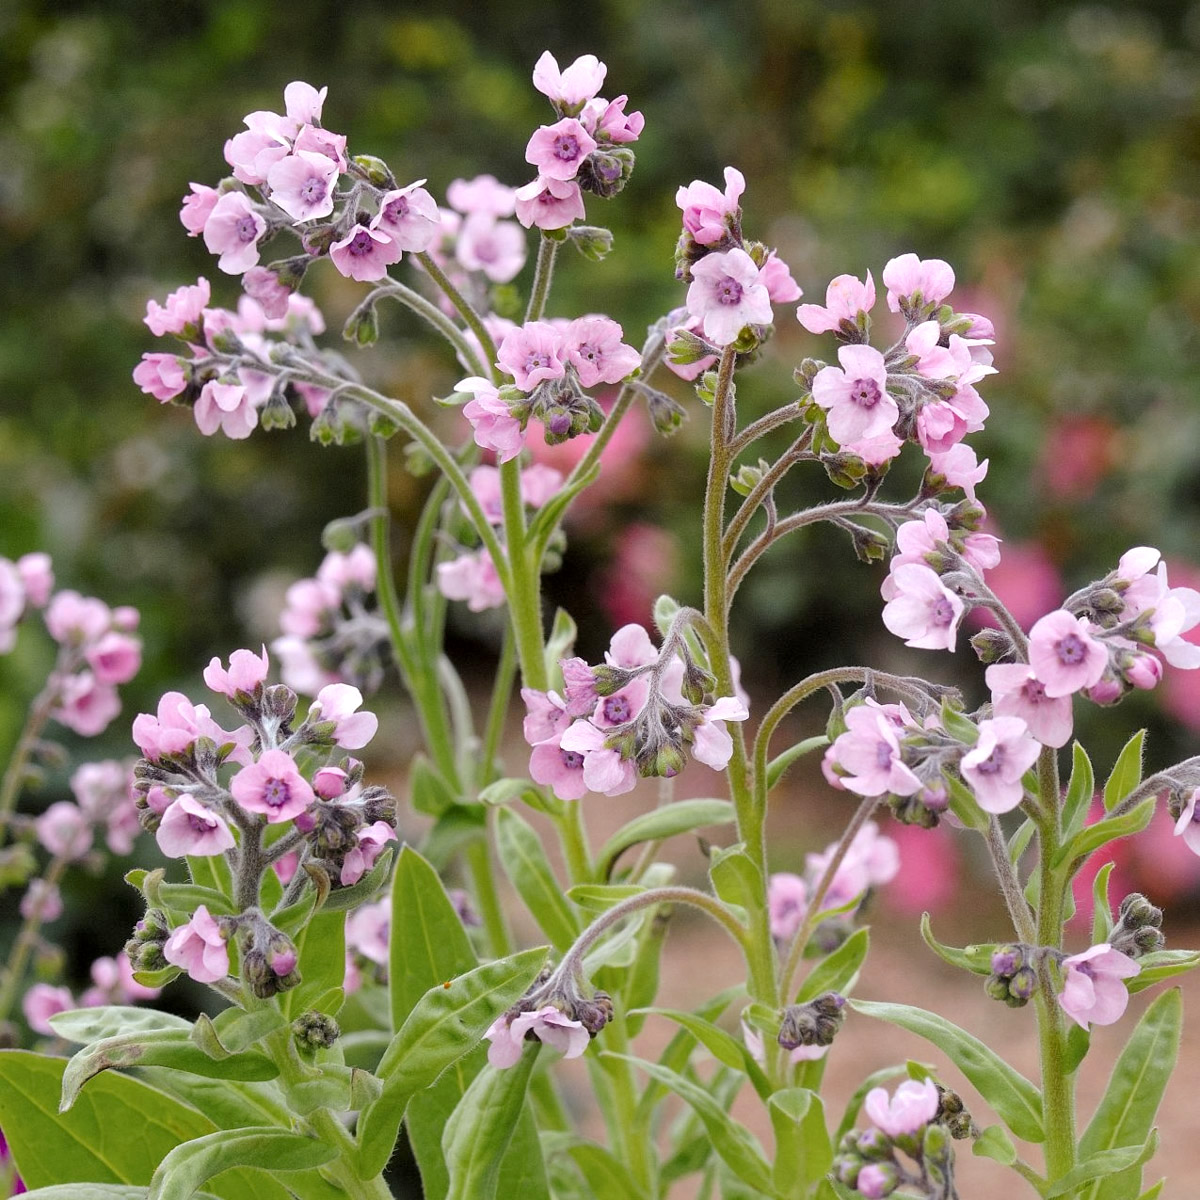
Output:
[
  {"xmin": 970, "ymin": 627, "xmax": 1014, "ymax": 664},
  {"xmin": 855, "ymin": 1128, "xmax": 893, "ymax": 1161},
  {"xmin": 778, "ymin": 992, "xmax": 846, "ymax": 1050},
  {"xmin": 856, "ymin": 1162, "xmax": 898, "ymax": 1198},
  {"xmin": 991, "ymin": 944, "xmax": 1024, "ymax": 977},
  {"xmin": 645, "ymin": 388, "xmax": 687, "ymax": 436},
  {"xmin": 1007, "ymin": 966, "xmax": 1037, "ymax": 1004},
  {"xmin": 822, "ymin": 451, "xmax": 868, "ymax": 491},
  {"xmin": 577, "ymin": 148, "xmax": 634, "ymax": 198},
  {"xmin": 985, "ymin": 975, "xmax": 1012, "ymax": 1003},
  {"xmin": 344, "ymin": 302, "xmax": 380, "ymax": 348},
  {"xmin": 351, "ymin": 154, "xmax": 395, "ymax": 188},
  {"xmin": 292, "ymin": 1009, "xmax": 341, "ymax": 1051},
  {"xmin": 566, "ymin": 224, "xmax": 614, "ymax": 262},
  {"xmin": 1118, "ymin": 893, "xmax": 1162, "ymax": 928},
  {"xmin": 667, "ymin": 328, "xmax": 719, "ymax": 366},
  {"xmin": 573, "ymin": 990, "xmax": 614, "ymax": 1036},
  {"xmin": 922, "ymin": 1121, "xmax": 951, "ymax": 1163}
]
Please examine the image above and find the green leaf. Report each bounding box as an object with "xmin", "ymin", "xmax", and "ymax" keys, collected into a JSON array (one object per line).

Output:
[
  {"xmin": 1137, "ymin": 1182, "xmax": 1164, "ymax": 1200},
  {"xmin": 918, "ymin": 914, "xmax": 995, "ymax": 977},
  {"xmin": 1055, "ymin": 799, "xmax": 1155, "ymax": 870},
  {"xmin": 20, "ymin": 1190, "xmax": 218, "ymax": 1200},
  {"xmin": 130, "ymin": 1070, "xmax": 290, "ymax": 1131},
  {"xmin": 1124, "ymin": 949, "xmax": 1200, "ymax": 993},
  {"xmin": 1092, "ymin": 861, "xmax": 1116, "ymax": 944},
  {"xmin": 834, "ymin": 1064, "xmax": 914, "ymax": 1142},
  {"xmin": 477, "ymin": 777, "xmax": 532, "ymax": 807},
  {"xmin": 495, "ymin": 806, "xmax": 579, "ymax": 951},
  {"xmin": 420, "ymin": 804, "xmax": 487, "ymax": 869},
  {"xmin": 943, "ymin": 772, "xmax": 989, "ymax": 832},
  {"xmin": 1007, "ymin": 818, "xmax": 1037, "ymax": 865},
  {"xmin": 766, "ymin": 736, "xmax": 829, "ymax": 790},
  {"xmin": 410, "ymin": 753, "xmax": 460, "ymax": 817},
  {"xmin": 357, "ymin": 946, "xmax": 548, "ymax": 1179},
  {"xmin": 939, "ymin": 698, "xmax": 980, "ymax": 744},
  {"xmin": 48, "ymin": 1007, "xmax": 192, "ymax": 1044},
  {"xmin": 566, "ymin": 883, "xmax": 646, "ymax": 911},
  {"xmin": 1065, "ymin": 1024, "xmax": 1091, "ymax": 1075},
  {"xmin": 851, "ymin": 1000, "xmax": 1044, "ymax": 1142},
  {"xmin": 208, "ymin": 1007, "xmax": 287, "ymax": 1054},
  {"xmin": 281, "ymin": 909, "xmax": 345, "ymax": 1019},
  {"xmin": 607, "ymin": 1053, "xmax": 774, "ymax": 1194},
  {"xmin": 708, "ymin": 842, "xmax": 761, "ymax": 915},
  {"xmin": 1103, "ymin": 730, "xmax": 1146, "ymax": 813},
  {"xmin": 538, "ymin": 1133, "xmax": 648, "ymax": 1200},
  {"xmin": 543, "ymin": 607, "xmax": 578, "ymax": 686},
  {"xmin": 319, "ymin": 847, "xmax": 395, "ymax": 912},
  {"xmin": 796, "ymin": 927, "xmax": 871, "ymax": 1001},
  {"xmin": 632, "ymin": 1007, "xmax": 768, "ymax": 1096},
  {"xmin": 1078, "ymin": 988, "xmax": 1182, "ymax": 1200},
  {"xmin": 1063, "ymin": 741, "xmax": 1097, "ymax": 840},
  {"xmin": 972, "ymin": 1124, "xmax": 1018, "ymax": 1166},
  {"xmin": 1045, "ymin": 1132, "xmax": 1158, "ymax": 1198},
  {"xmin": 442, "ymin": 1045, "xmax": 546, "ymax": 1200},
  {"xmin": 186, "ymin": 855, "xmax": 233, "ymax": 902},
  {"xmin": 389, "ymin": 844, "xmax": 478, "ymax": 1031},
  {"xmin": 768, "ymin": 1088, "xmax": 833, "ymax": 1194},
  {"xmin": 595, "ymin": 800, "xmax": 735, "ymax": 878},
  {"xmin": 146, "ymin": 1128, "xmax": 337, "ymax": 1200}
]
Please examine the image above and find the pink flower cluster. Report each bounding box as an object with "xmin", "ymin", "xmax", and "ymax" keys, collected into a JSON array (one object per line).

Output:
[
  {"xmin": 0, "ymin": 552, "xmax": 52, "ymax": 654},
  {"xmin": 22, "ymin": 950, "xmax": 161, "ymax": 1037},
  {"xmin": 426, "ymin": 175, "xmax": 527, "ymax": 306}
]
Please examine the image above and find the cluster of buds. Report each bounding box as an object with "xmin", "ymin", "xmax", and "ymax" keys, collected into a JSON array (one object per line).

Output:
[
  {"xmin": 1107, "ymin": 893, "xmax": 1165, "ymax": 958},
  {"xmin": 777, "ymin": 992, "xmax": 847, "ymax": 1051},
  {"xmin": 483, "ymin": 962, "xmax": 613, "ymax": 1069},
  {"xmin": 521, "ymin": 622, "xmax": 749, "ymax": 800},
  {"xmin": 272, "ymin": 544, "xmax": 388, "ymax": 696},
  {"xmin": 292, "ymin": 1009, "xmax": 340, "ymax": 1053},
  {"xmin": 985, "ymin": 944, "xmax": 1039, "ymax": 1008}
]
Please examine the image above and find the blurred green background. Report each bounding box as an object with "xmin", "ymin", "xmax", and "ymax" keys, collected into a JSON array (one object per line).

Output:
[{"xmin": 4, "ymin": 0, "xmax": 1200, "ymax": 977}]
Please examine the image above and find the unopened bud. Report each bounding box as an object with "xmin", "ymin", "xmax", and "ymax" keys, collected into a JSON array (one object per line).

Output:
[
  {"xmin": 573, "ymin": 990, "xmax": 614, "ymax": 1036},
  {"xmin": 344, "ymin": 302, "xmax": 379, "ymax": 348},
  {"xmin": 778, "ymin": 992, "xmax": 847, "ymax": 1050},
  {"xmin": 566, "ymin": 224, "xmax": 614, "ymax": 262},
  {"xmin": 667, "ymin": 328, "xmax": 719, "ymax": 366},
  {"xmin": 991, "ymin": 944, "xmax": 1024, "ymax": 977},
  {"xmin": 1008, "ymin": 966, "xmax": 1037, "ymax": 1003},
  {"xmin": 970, "ymin": 627, "xmax": 1015, "ymax": 664},
  {"xmin": 351, "ymin": 154, "xmax": 395, "ymax": 188},
  {"xmin": 922, "ymin": 1121, "xmax": 950, "ymax": 1163},
  {"xmin": 794, "ymin": 358, "xmax": 822, "ymax": 390},
  {"xmin": 1118, "ymin": 893, "xmax": 1162, "ymax": 928},
  {"xmin": 645, "ymin": 388, "xmax": 687, "ymax": 436},
  {"xmin": 730, "ymin": 461, "xmax": 765, "ymax": 496},
  {"xmin": 292, "ymin": 1010, "xmax": 341, "ymax": 1051},
  {"xmin": 822, "ymin": 451, "xmax": 868, "ymax": 491}
]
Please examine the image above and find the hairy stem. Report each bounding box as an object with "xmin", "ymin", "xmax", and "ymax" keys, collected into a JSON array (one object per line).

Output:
[
  {"xmin": 524, "ymin": 233, "xmax": 560, "ymax": 323},
  {"xmin": 415, "ymin": 252, "xmax": 498, "ymax": 379}
]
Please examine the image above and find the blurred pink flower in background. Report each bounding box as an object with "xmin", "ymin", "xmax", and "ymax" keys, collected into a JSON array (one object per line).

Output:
[
  {"xmin": 1039, "ymin": 415, "xmax": 1119, "ymax": 500},
  {"xmin": 597, "ymin": 523, "xmax": 680, "ymax": 629},
  {"xmin": 884, "ymin": 824, "xmax": 961, "ymax": 915},
  {"xmin": 969, "ymin": 537, "xmax": 1063, "ymax": 633}
]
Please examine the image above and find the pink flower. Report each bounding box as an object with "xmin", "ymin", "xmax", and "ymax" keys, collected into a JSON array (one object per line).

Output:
[
  {"xmin": 231, "ymin": 748, "xmax": 314, "ymax": 822},
  {"xmin": 1117, "ymin": 549, "xmax": 1200, "ymax": 669},
  {"xmin": 768, "ymin": 873, "xmax": 808, "ymax": 940},
  {"xmin": 686, "ymin": 248, "xmax": 772, "ymax": 345},
  {"xmin": 1172, "ymin": 788, "xmax": 1200, "ymax": 855},
  {"xmin": 881, "ymin": 563, "xmax": 964, "ymax": 651},
  {"xmin": 340, "ymin": 820, "xmax": 396, "ymax": 885},
  {"xmin": 559, "ymin": 719, "xmax": 637, "ymax": 795},
  {"xmin": 145, "ymin": 278, "xmax": 210, "ymax": 338},
  {"xmin": 45, "ymin": 590, "xmax": 110, "ymax": 644},
  {"xmin": 311, "ymin": 683, "xmax": 378, "ymax": 749},
  {"xmin": 194, "ymin": 380, "xmax": 258, "ymax": 440},
  {"xmin": 133, "ymin": 353, "xmax": 188, "ymax": 401},
  {"xmin": 797, "ymin": 271, "xmax": 876, "ymax": 335},
  {"xmin": 605, "ymin": 623, "xmax": 658, "ymax": 669},
  {"xmin": 204, "ymin": 646, "xmax": 270, "ymax": 698},
  {"xmin": 179, "ymin": 183, "xmax": 220, "ymax": 237},
  {"xmin": 856, "ymin": 1165, "xmax": 896, "ymax": 1199},
  {"xmin": 529, "ymin": 737, "xmax": 589, "ymax": 801},
  {"xmin": 436, "ymin": 550, "xmax": 506, "ymax": 612},
  {"xmin": 460, "ymin": 376, "xmax": 525, "ymax": 462},
  {"xmin": 691, "ymin": 696, "xmax": 750, "ymax": 770},
  {"xmin": 16, "ymin": 553, "xmax": 53, "ymax": 608},
  {"xmin": 447, "ymin": 175, "xmax": 517, "ymax": 218},
  {"xmin": 133, "ymin": 691, "xmax": 236, "ymax": 760},
  {"xmin": 373, "ymin": 180, "xmax": 442, "ymax": 252},
  {"xmin": 484, "ymin": 1005, "xmax": 590, "ymax": 1068},
  {"xmin": 882, "ymin": 253, "xmax": 955, "ymax": 313},
  {"xmin": 267, "ymin": 150, "xmax": 339, "ymax": 222},
  {"xmin": 526, "ymin": 118, "xmax": 597, "ymax": 182},
  {"xmin": 1028, "ymin": 610, "xmax": 1109, "ymax": 698},
  {"xmin": 23, "ymin": 983, "xmax": 76, "ymax": 1036},
  {"xmin": 20, "ymin": 878, "xmax": 63, "ymax": 923},
  {"xmin": 468, "ymin": 464, "xmax": 562, "ymax": 523},
  {"xmin": 53, "ymin": 673, "xmax": 121, "ymax": 737},
  {"xmin": 1058, "ymin": 944, "xmax": 1140, "ymax": 1030},
  {"xmin": 586, "ymin": 95, "xmax": 644, "ymax": 144},
  {"xmin": 455, "ymin": 215, "xmax": 527, "ymax": 283},
  {"xmin": 498, "ymin": 322, "xmax": 566, "ymax": 390},
  {"xmin": 927, "ymin": 443, "xmax": 988, "ymax": 501},
  {"xmin": 318, "ymin": 545, "xmax": 376, "ymax": 593},
  {"xmin": 863, "ymin": 1078, "xmax": 940, "ymax": 1137},
  {"xmin": 760, "ymin": 251, "xmax": 802, "ymax": 303},
  {"xmin": 811, "ymin": 344, "xmax": 897, "ymax": 445},
  {"xmin": 828, "ymin": 706, "xmax": 922, "ymax": 798},
  {"xmin": 330, "ymin": 225, "xmax": 402, "ymax": 281},
  {"xmin": 345, "ymin": 898, "xmax": 390, "ymax": 965},
  {"xmin": 283, "ymin": 80, "xmax": 327, "ymax": 125},
  {"xmin": 960, "ymin": 716, "xmax": 1041, "ymax": 814},
  {"xmin": 808, "ymin": 820, "xmax": 900, "ymax": 907},
  {"xmin": 203, "ymin": 193, "xmax": 267, "ymax": 274},
  {"xmin": 85, "ymin": 631, "xmax": 141, "ymax": 685},
  {"xmin": 513, "ymin": 176, "xmax": 585, "ymax": 231},
  {"xmin": 163, "ymin": 905, "xmax": 230, "ymax": 984},
  {"xmin": 532, "ymin": 51, "xmax": 607, "ymax": 111},
  {"xmin": 156, "ymin": 794, "xmax": 236, "ymax": 858},
  {"xmin": 562, "ymin": 316, "xmax": 640, "ymax": 387},
  {"xmin": 986, "ymin": 662, "xmax": 1072, "ymax": 749},
  {"xmin": 676, "ymin": 167, "xmax": 745, "ymax": 246}
]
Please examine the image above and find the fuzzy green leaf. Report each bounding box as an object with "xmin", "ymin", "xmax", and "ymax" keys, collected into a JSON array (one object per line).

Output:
[
  {"xmin": 918, "ymin": 914, "xmax": 996, "ymax": 977},
  {"xmin": 766, "ymin": 736, "xmax": 829, "ymax": 790},
  {"xmin": 1063, "ymin": 740, "xmax": 1097, "ymax": 840},
  {"xmin": 796, "ymin": 927, "xmax": 872, "ymax": 1000},
  {"xmin": 495, "ymin": 806, "xmax": 579, "ymax": 951},
  {"xmin": 596, "ymin": 800, "xmax": 735, "ymax": 878},
  {"xmin": 1102, "ymin": 730, "xmax": 1146, "ymax": 813},
  {"xmin": 768, "ymin": 1088, "xmax": 833, "ymax": 1194}
]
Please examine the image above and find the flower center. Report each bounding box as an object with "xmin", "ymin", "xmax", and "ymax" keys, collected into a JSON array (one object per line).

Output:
[
  {"xmin": 384, "ymin": 196, "xmax": 409, "ymax": 222},
  {"xmin": 975, "ymin": 748, "xmax": 1004, "ymax": 775},
  {"xmin": 875, "ymin": 741, "xmax": 894, "ymax": 769},
  {"xmin": 300, "ymin": 175, "xmax": 324, "ymax": 202},
  {"xmin": 715, "ymin": 277, "xmax": 743, "ymax": 306},
  {"xmin": 1021, "ymin": 679, "xmax": 1048, "ymax": 703},
  {"xmin": 263, "ymin": 778, "xmax": 292, "ymax": 807},
  {"xmin": 235, "ymin": 216, "xmax": 259, "ymax": 244},
  {"xmin": 932, "ymin": 597, "xmax": 956, "ymax": 625},
  {"xmin": 603, "ymin": 694, "xmax": 632, "ymax": 723},
  {"xmin": 1056, "ymin": 633, "xmax": 1086, "ymax": 665},
  {"xmin": 347, "ymin": 230, "xmax": 374, "ymax": 256},
  {"xmin": 553, "ymin": 134, "xmax": 580, "ymax": 161},
  {"xmin": 850, "ymin": 378, "xmax": 881, "ymax": 408},
  {"xmin": 560, "ymin": 749, "xmax": 585, "ymax": 770},
  {"xmin": 187, "ymin": 810, "xmax": 216, "ymax": 833}
]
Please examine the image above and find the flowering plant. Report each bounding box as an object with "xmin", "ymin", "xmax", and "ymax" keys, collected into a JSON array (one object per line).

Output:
[{"xmin": 2, "ymin": 48, "xmax": 1197, "ymax": 1200}]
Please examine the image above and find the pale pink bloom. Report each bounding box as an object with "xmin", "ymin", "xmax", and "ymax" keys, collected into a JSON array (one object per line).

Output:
[
  {"xmin": 880, "ymin": 513, "xmax": 951, "ymax": 605},
  {"xmin": 133, "ymin": 691, "xmax": 240, "ymax": 760},
  {"xmin": 760, "ymin": 251, "xmax": 802, "ymax": 304},
  {"xmin": 345, "ymin": 898, "xmax": 390, "ymax": 965},
  {"xmin": 231, "ymin": 748, "xmax": 314, "ymax": 823},
  {"xmin": 514, "ymin": 175, "xmax": 586, "ymax": 230},
  {"xmin": 224, "ymin": 116, "xmax": 291, "ymax": 186},
  {"xmin": 829, "ymin": 706, "xmax": 922, "ymax": 798},
  {"xmin": 589, "ymin": 676, "xmax": 647, "ymax": 728},
  {"xmin": 460, "ymin": 376, "xmax": 525, "ymax": 463},
  {"xmin": 203, "ymin": 193, "xmax": 267, "ymax": 274},
  {"xmin": 485, "ymin": 1005, "xmax": 590, "ymax": 1067},
  {"xmin": 156, "ymin": 794, "xmax": 236, "ymax": 858},
  {"xmin": 373, "ymin": 180, "xmax": 442, "ymax": 252},
  {"xmin": 520, "ymin": 463, "xmax": 564, "ymax": 508},
  {"xmin": 1058, "ymin": 944, "xmax": 1140, "ymax": 1030},
  {"xmin": 313, "ymin": 766, "xmax": 349, "ymax": 799},
  {"xmin": 340, "ymin": 820, "xmax": 396, "ymax": 885},
  {"xmin": 526, "ymin": 118, "xmax": 597, "ymax": 181},
  {"xmin": 1125, "ymin": 650, "xmax": 1163, "ymax": 691},
  {"xmin": 808, "ymin": 820, "xmax": 901, "ymax": 906},
  {"xmin": 271, "ymin": 635, "xmax": 336, "ymax": 696},
  {"xmin": 45, "ymin": 591, "xmax": 110, "ymax": 644},
  {"xmin": 768, "ymin": 873, "xmax": 808, "ymax": 940},
  {"xmin": 20, "ymin": 878, "xmax": 63, "ymax": 923},
  {"xmin": 179, "ymin": 183, "xmax": 220, "ymax": 237},
  {"xmin": 84, "ymin": 952, "xmax": 160, "ymax": 1004},
  {"xmin": 279, "ymin": 576, "xmax": 341, "ymax": 638},
  {"xmin": 330, "ymin": 225, "xmax": 402, "ymax": 281},
  {"xmin": 311, "ymin": 683, "xmax": 378, "ymax": 749},
  {"xmin": 811, "ymin": 344, "xmax": 897, "ymax": 445},
  {"xmin": 844, "ymin": 428, "xmax": 905, "ymax": 466},
  {"xmin": 676, "ymin": 167, "xmax": 745, "ymax": 246},
  {"xmin": 522, "ymin": 687, "xmax": 579, "ymax": 746},
  {"xmin": 797, "ymin": 272, "xmax": 875, "ymax": 334},
  {"xmin": 691, "ymin": 696, "xmax": 750, "ymax": 770},
  {"xmin": 317, "ymin": 545, "xmax": 377, "ymax": 593},
  {"xmin": 446, "ymin": 175, "xmax": 517, "ymax": 218},
  {"xmin": 1029, "ymin": 610, "xmax": 1109, "ymax": 698},
  {"xmin": 23, "ymin": 983, "xmax": 75, "ymax": 1036},
  {"xmin": 133, "ymin": 353, "xmax": 188, "ymax": 401},
  {"xmin": 112, "ymin": 605, "xmax": 139, "ymax": 632},
  {"xmin": 960, "ymin": 716, "xmax": 1041, "ymax": 813},
  {"xmin": 559, "ymin": 719, "xmax": 637, "ymax": 795},
  {"xmin": 562, "ymin": 316, "xmax": 640, "ymax": 387},
  {"xmin": 529, "ymin": 737, "xmax": 589, "ymax": 801},
  {"xmin": 882, "ymin": 253, "xmax": 955, "ymax": 313},
  {"xmin": 54, "ymin": 672, "xmax": 121, "ymax": 737},
  {"xmin": 1118, "ymin": 550, "xmax": 1200, "ymax": 669},
  {"xmin": 605, "ymin": 623, "xmax": 659, "ymax": 669},
  {"xmin": 986, "ymin": 662, "xmax": 1073, "ymax": 749},
  {"xmin": 145, "ymin": 278, "xmax": 210, "ymax": 338},
  {"xmin": 916, "ymin": 381, "xmax": 991, "ymax": 456},
  {"xmin": 864, "ymin": 1078, "xmax": 940, "ymax": 1137},
  {"xmin": 455, "ymin": 214, "xmax": 527, "ymax": 283},
  {"xmin": 204, "ymin": 646, "xmax": 270, "ymax": 697},
  {"xmin": 927, "ymin": 443, "xmax": 988, "ymax": 501},
  {"xmin": 284, "ymin": 80, "xmax": 327, "ymax": 124},
  {"xmin": 0, "ymin": 559, "xmax": 24, "ymax": 650},
  {"xmin": 586, "ymin": 94, "xmax": 644, "ymax": 143},
  {"xmin": 881, "ymin": 563, "xmax": 964, "ymax": 651},
  {"xmin": 16, "ymin": 553, "xmax": 52, "ymax": 608},
  {"xmin": 532, "ymin": 51, "xmax": 607, "ymax": 110},
  {"xmin": 241, "ymin": 266, "xmax": 290, "ymax": 320},
  {"xmin": 267, "ymin": 150, "xmax": 338, "ymax": 222},
  {"xmin": 85, "ymin": 631, "xmax": 141, "ymax": 685},
  {"xmin": 436, "ymin": 550, "xmax": 505, "ymax": 612},
  {"xmin": 498, "ymin": 322, "xmax": 566, "ymax": 390},
  {"xmin": 274, "ymin": 851, "xmax": 300, "ymax": 885},
  {"xmin": 665, "ymin": 311, "xmax": 719, "ymax": 381},
  {"xmin": 35, "ymin": 801, "xmax": 91, "ymax": 859},
  {"xmin": 686, "ymin": 248, "xmax": 772, "ymax": 345},
  {"xmin": 163, "ymin": 905, "xmax": 229, "ymax": 984},
  {"xmin": 195, "ymin": 380, "xmax": 258, "ymax": 440},
  {"xmin": 905, "ymin": 320, "xmax": 962, "ymax": 380},
  {"xmin": 1173, "ymin": 788, "xmax": 1200, "ymax": 855},
  {"xmin": 468, "ymin": 464, "xmax": 562, "ymax": 523}
]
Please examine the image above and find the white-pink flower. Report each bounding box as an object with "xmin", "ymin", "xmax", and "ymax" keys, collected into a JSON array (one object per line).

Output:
[
  {"xmin": 484, "ymin": 1005, "xmax": 590, "ymax": 1068},
  {"xmin": 180, "ymin": 183, "xmax": 220, "ymax": 237},
  {"xmin": 686, "ymin": 248, "xmax": 772, "ymax": 345},
  {"xmin": 156, "ymin": 794, "xmax": 236, "ymax": 858},
  {"xmin": 796, "ymin": 272, "xmax": 875, "ymax": 334},
  {"xmin": 163, "ymin": 905, "xmax": 230, "ymax": 984},
  {"xmin": 1173, "ymin": 788, "xmax": 1200, "ymax": 856},
  {"xmin": 562, "ymin": 316, "xmax": 641, "ymax": 387},
  {"xmin": 1028, "ymin": 610, "xmax": 1109, "ymax": 698},
  {"xmin": 828, "ymin": 706, "xmax": 922, "ymax": 798},
  {"xmin": 882, "ymin": 253, "xmax": 955, "ymax": 313},
  {"xmin": 311, "ymin": 683, "xmax": 378, "ymax": 749},
  {"xmin": 986, "ymin": 662, "xmax": 1072, "ymax": 749},
  {"xmin": 691, "ymin": 696, "xmax": 750, "ymax": 770},
  {"xmin": 85, "ymin": 631, "xmax": 141, "ymax": 685},
  {"xmin": 768, "ymin": 872, "xmax": 808, "ymax": 940},
  {"xmin": 676, "ymin": 167, "xmax": 745, "ymax": 246},
  {"xmin": 194, "ymin": 381, "xmax": 258, "ymax": 440},
  {"xmin": 960, "ymin": 716, "xmax": 1040, "ymax": 813},
  {"xmin": 1117, "ymin": 549, "xmax": 1200, "ymax": 669},
  {"xmin": 460, "ymin": 376, "xmax": 525, "ymax": 463},
  {"xmin": 134, "ymin": 353, "xmax": 188, "ymax": 401},
  {"xmin": 340, "ymin": 821, "xmax": 396, "ymax": 885},
  {"xmin": 145, "ymin": 278, "xmax": 211, "ymax": 338},
  {"xmin": 1058, "ymin": 944, "xmax": 1140, "ymax": 1030},
  {"xmin": 23, "ymin": 983, "xmax": 76, "ymax": 1036},
  {"xmin": 230, "ymin": 747, "xmax": 314, "ymax": 823},
  {"xmin": 864, "ymin": 1078, "xmax": 940, "ymax": 1137},
  {"xmin": 526, "ymin": 118, "xmax": 597, "ymax": 181},
  {"xmin": 811, "ymin": 344, "xmax": 897, "ymax": 446},
  {"xmin": 203, "ymin": 193, "xmax": 267, "ymax": 275},
  {"xmin": 514, "ymin": 176, "xmax": 586, "ymax": 230},
  {"xmin": 16, "ymin": 552, "xmax": 53, "ymax": 608},
  {"xmin": 35, "ymin": 801, "xmax": 92, "ymax": 860},
  {"xmin": 373, "ymin": 180, "xmax": 442, "ymax": 252},
  {"xmin": 559, "ymin": 719, "xmax": 637, "ymax": 795},
  {"xmin": 927, "ymin": 443, "xmax": 988, "ymax": 501},
  {"xmin": 204, "ymin": 646, "xmax": 270, "ymax": 698},
  {"xmin": 436, "ymin": 550, "xmax": 506, "ymax": 612},
  {"xmin": 330, "ymin": 225, "xmax": 402, "ymax": 282},
  {"xmin": 497, "ymin": 322, "xmax": 566, "ymax": 390},
  {"xmin": 267, "ymin": 150, "xmax": 339, "ymax": 222},
  {"xmin": 880, "ymin": 563, "xmax": 964, "ymax": 651},
  {"xmin": 532, "ymin": 51, "xmax": 608, "ymax": 111},
  {"xmin": 447, "ymin": 175, "xmax": 517, "ymax": 218},
  {"xmin": 283, "ymin": 80, "xmax": 328, "ymax": 125},
  {"xmin": 454, "ymin": 215, "xmax": 527, "ymax": 283}
]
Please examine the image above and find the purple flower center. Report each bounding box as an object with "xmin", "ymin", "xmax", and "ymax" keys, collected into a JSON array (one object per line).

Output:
[
  {"xmin": 300, "ymin": 175, "xmax": 325, "ymax": 202},
  {"xmin": 472, "ymin": 236, "xmax": 497, "ymax": 262},
  {"xmin": 263, "ymin": 777, "xmax": 292, "ymax": 807},
  {"xmin": 776, "ymin": 896, "xmax": 802, "ymax": 918},
  {"xmin": 187, "ymin": 810, "xmax": 216, "ymax": 833},
  {"xmin": 347, "ymin": 230, "xmax": 375, "ymax": 256},
  {"xmin": 525, "ymin": 352, "xmax": 552, "ymax": 373},
  {"xmin": 932, "ymin": 597, "xmax": 956, "ymax": 625},
  {"xmin": 235, "ymin": 216, "xmax": 259, "ymax": 244},
  {"xmin": 560, "ymin": 749, "xmax": 585, "ymax": 770},
  {"xmin": 1056, "ymin": 633, "xmax": 1087, "ymax": 665},
  {"xmin": 875, "ymin": 741, "xmax": 894, "ymax": 769},
  {"xmin": 384, "ymin": 197, "xmax": 409, "ymax": 222},
  {"xmin": 715, "ymin": 276, "xmax": 744, "ymax": 306},
  {"xmin": 974, "ymin": 748, "xmax": 1003, "ymax": 775},
  {"xmin": 578, "ymin": 343, "xmax": 600, "ymax": 363},
  {"xmin": 553, "ymin": 134, "xmax": 581, "ymax": 161},
  {"xmin": 850, "ymin": 378, "xmax": 881, "ymax": 408},
  {"xmin": 603, "ymin": 694, "xmax": 632, "ymax": 723},
  {"xmin": 1021, "ymin": 679, "xmax": 1048, "ymax": 704}
]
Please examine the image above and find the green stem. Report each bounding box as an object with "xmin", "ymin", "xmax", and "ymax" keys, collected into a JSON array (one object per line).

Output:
[
  {"xmin": 466, "ymin": 831, "xmax": 512, "ymax": 958},
  {"xmin": 479, "ymin": 631, "xmax": 517, "ymax": 787},
  {"xmin": 415, "ymin": 253, "xmax": 498, "ymax": 380},
  {"xmin": 984, "ymin": 815, "xmax": 1037, "ymax": 944},
  {"xmin": 524, "ymin": 233, "xmax": 560, "ymax": 323},
  {"xmin": 500, "ymin": 455, "xmax": 549, "ymax": 691},
  {"xmin": 369, "ymin": 280, "xmax": 486, "ymax": 378},
  {"xmin": 0, "ymin": 855, "xmax": 67, "ymax": 1025},
  {"xmin": 557, "ymin": 800, "xmax": 593, "ymax": 884},
  {"xmin": 721, "ymin": 429, "xmax": 813, "ymax": 559},
  {"xmin": 0, "ymin": 682, "xmax": 58, "ymax": 842},
  {"xmin": 598, "ymin": 1004, "xmax": 655, "ymax": 1192}
]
